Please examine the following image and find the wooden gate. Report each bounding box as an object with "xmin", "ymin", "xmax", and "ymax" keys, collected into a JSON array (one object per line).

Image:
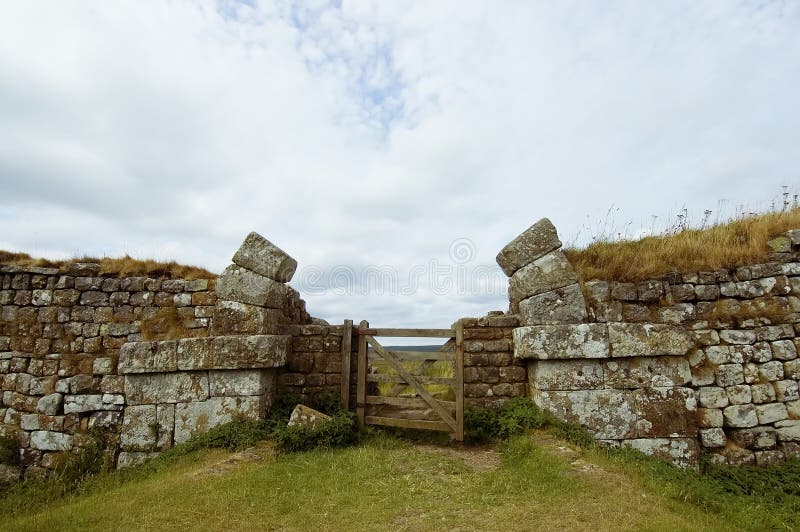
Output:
[{"xmin": 352, "ymin": 321, "xmax": 464, "ymax": 441}]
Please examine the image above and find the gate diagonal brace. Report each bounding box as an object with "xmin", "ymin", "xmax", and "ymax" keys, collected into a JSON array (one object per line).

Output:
[{"xmin": 365, "ymin": 336, "xmax": 457, "ymax": 432}]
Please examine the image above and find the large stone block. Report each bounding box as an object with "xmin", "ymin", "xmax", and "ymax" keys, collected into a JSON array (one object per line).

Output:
[
  {"xmin": 232, "ymin": 232, "xmax": 297, "ymax": 282},
  {"xmin": 215, "ymin": 265, "xmax": 289, "ymax": 308},
  {"xmin": 509, "ymin": 251, "xmax": 578, "ymax": 302},
  {"xmin": 532, "ymin": 389, "xmax": 637, "ymax": 439},
  {"xmin": 120, "ymin": 404, "xmax": 157, "ymax": 451},
  {"xmin": 210, "ymin": 300, "xmax": 284, "ymax": 335},
  {"xmin": 30, "ymin": 430, "xmax": 73, "ymax": 451},
  {"xmin": 514, "ymin": 324, "xmax": 609, "ymax": 360},
  {"xmin": 528, "ymin": 360, "xmax": 604, "ymax": 391},
  {"xmin": 608, "ymin": 323, "xmax": 694, "ymax": 358},
  {"xmin": 176, "ymin": 335, "xmax": 290, "ymax": 371},
  {"xmin": 118, "ymin": 340, "xmax": 177, "ymax": 374},
  {"xmin": 174, "ymin": 396, "xmax": 266, "ymax": 444},
  {"xmin": 124, "ymin": 373, "xmax": 209, "ymax": 405},
  {"xmin": 518, "ymin": 284, "xmax": 587, "ymax": 325},
  {"xmin": 604, "ymin": 357, "xmax": 691, "ymax": 389},
  {"xmin": 496, "ymin": 218, "xmax": 562, "ymax": 277},
  {"xmin": 208, "ymin": 370, "xmax": 273, "ymax": 397},
  {"xmin": 632, "ymin": 387, "xmax": 697, "ymax": 438},
  {"xmin": 623, "ymin": 438, "xmax": 699, "ymax": 469}
]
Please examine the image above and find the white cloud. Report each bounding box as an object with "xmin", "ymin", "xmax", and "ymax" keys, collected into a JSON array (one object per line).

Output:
[{"xmin": 1, "ymin": 0, "xmax": 799, "ymax": 327}]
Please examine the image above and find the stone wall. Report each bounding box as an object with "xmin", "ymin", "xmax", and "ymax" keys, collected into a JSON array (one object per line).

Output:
[
  {"xmin": 278, "ymin": 323, "xmax": 348, "ymax": 402},
  {"xmin": 500, "ymin": 219, "xmax": 800, "ymax": 467},
  {"xmin": 0, "ymin": 263, "xmax": 218, "ymax": 476}
]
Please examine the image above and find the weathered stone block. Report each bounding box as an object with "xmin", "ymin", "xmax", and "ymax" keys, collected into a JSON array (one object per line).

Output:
[
  {"xmin": 509, "ymin": 251, "xmax": 578, "ymax": 302},
  {"xmin": 208, "ymin": 370, "xmax": 273, "ymax": 397},
  {"xmin": 698, "ymin": 387, "xmax": 729, "ymax": 408},
  {"xmin": 775, "ymin": 380, "xmax": 799, "ymax": 402},
  {"xmin": 771, "ymin": 340, "xmax": 797, "ymax": 361},
  {"xmin": 288, "ymin": 404, "xmax": 330, "ymax": 429},
  {"xmin": 532, "ymin": 389, "xmax": 636, "ymax": 439},
  {"xmin": 174, "ymin": 396, "xmax": 265, "ymax": 444},
  {"xmin": 697, "ymin": 408, "xmax": 724, "ymax": 428},
  {"xmin": 729, "ymin": 427, "xmax": 777, "ymax": 449},
  {"xmin": 751, "ymin": 383, "xmax": 776, "ymax": 404},
  {"xmin": 496, "ymin": 218, "xmax": 562, "ymax": 277},
  {"xmin": 120, "ymin": 404, "xmax": 157, "ymax": 451},
  {"xmin": 518, "ymin": 284, "xmax": 587, "ymax": 325},
  {"xmin": 608, "ymin": 323, "xmax": 694, "ymax": 357},
  {"xmin": 622, "ymin": 438, "xmax": 699, "ymax": 468},
  {"xmin": 755, "ymin": 403, "xmax": 788, "ymax": 424},
  {"xmin": 528, "ymin": 360, "xmax": 604, "ymax": 391},
  {"xmin": 231, "ymin": 232, "xmax": 297, "ymax": 283},
  {"xmin": 725, "ymin": 384, "xmax": 752, "ymax": 405},
  {"xmin": 513, "ymin": 324, "xmax": 609, "ymax": 360},
  {"xmin": 118, "ymin": 340, "xmax": 177, "ymax": 374},
  {"xmin": 124, "ymin": 373, "xmax": 209, "ymax": 405},
  {"xmin": 30, "ymin": 430, "xmax": 73, "ymax": 451},
  {"xmin": 700, "ymin": 428, "xmax": 726, "ymax": 448},
  {"xmin": 723, "ymin": 404, "xmax": 758, "ymax": 428},
  {"xmin": 210, "ymin": 300, "xmax": 284, "ymax": 335},
  {"xmin": 776, "ymin": 420, "xmax": 800, "ymax": 442},
  {"xmin": 176, "ymin": 335, "xmax": 289, "ymax": 371},
  {"xmin": 719, "ymin": 330, "xmax": 756, "ymax": 345},
  {"xmin": 64, "ymin": 394, "xmax": 107, "ymax": 414},
  {"xmin": 117, "ymin": 451, "xmax": 158, "ymax": 468},
  {"xmin": 633, "ymin": 387, "xmax": 697, "ymax": 438},
  {"xmin": 759, "ymin": 361, "xmax": 784, "ymax": 382},
  {"xmin": 716, "ymin": 364, "xmax": 744, "ymax": 387},
  {"xmin": 36, "ymin": 393, "xmax": 62, "ymax": 415},
  {"xmin": 215, "ymin": 265, "xmax": 288, "ymax": 308},
  {"xmin": 604, "ymin": 357, "xmax": 691, "ymax": 389}
]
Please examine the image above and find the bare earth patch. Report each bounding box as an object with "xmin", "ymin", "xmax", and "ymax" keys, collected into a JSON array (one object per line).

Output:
[
  {"xmin": 189, "ymin": 442, "xmax": 276, "ymax": 478},
  {"xmin": 414, "ymin": 443, "xmax": 502, "ymax": 472}
]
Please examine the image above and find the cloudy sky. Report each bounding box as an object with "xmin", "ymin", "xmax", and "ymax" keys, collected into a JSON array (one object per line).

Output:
[{"xmin": 1, "ymin": 1, "xmax": 798, "ymax": 329}]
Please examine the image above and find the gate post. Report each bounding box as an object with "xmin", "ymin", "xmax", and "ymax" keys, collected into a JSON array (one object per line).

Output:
[
  {"xmin": 356, "ymin": 320, "xmax": 369, "ymax": 429},
  {"xmin": 340, "ymin": 319, "xmax": 353, "ymax": 410},
  {"xmin": 455, "ymin": 318, "xmax": 465, "ymax": 442}
]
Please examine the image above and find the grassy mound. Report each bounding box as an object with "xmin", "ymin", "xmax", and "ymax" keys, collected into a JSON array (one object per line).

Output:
[{"xmin": 565, "ymin": 207, "xmax": 800, "ymax": 282}]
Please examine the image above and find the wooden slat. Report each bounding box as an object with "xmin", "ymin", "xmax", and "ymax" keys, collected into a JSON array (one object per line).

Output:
[
  {"xmin": 368, "ymin": 350, "xmax": 454, "ymax": 362},
  {"xmin": 366, "ymin": 374, "xmax": 455, "ymax": 385},
  {"xmin": 365, "ymin": 395, "xmax": 456, "ymax": 409},
  {"xmin": 454, "ymin": 319, "xmax": 465, "ymax": 442},
  {"xmin": 340, "ymin": 319, "xmax": 353, "ymax": 410},
  {"xmin": 386, "ymin": 359, "xmax": 435, "ymax": 397},
  {"xmin": 356, "ymin": 320, "xmax": 368, "ymax": 429},
  {"xmin": 365, "ymin": 416, "xmax": 452, "ymax": 432},
  {"xmin": 366, "ymin": 336, "xmax": 457, "ymax": 431},
  {"xmin": 358, "ymin": 328, "xmax": 454, "ymax": 338}
]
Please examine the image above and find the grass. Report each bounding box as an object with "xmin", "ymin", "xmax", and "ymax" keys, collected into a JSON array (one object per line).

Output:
[
  {"xmin": 564, "ymin": 206, "xmax": 800, "ymax": 282},
  {"xmin": 2, "ymin": 431, "xmax": 798, "ymax": 531},
  {"xmin": 3, "ymin": 399, "xmax": 799, "ymax": 531},
  {"xmin": 0, "ymin": 250, "xmax": 215, "ymax": 280}
]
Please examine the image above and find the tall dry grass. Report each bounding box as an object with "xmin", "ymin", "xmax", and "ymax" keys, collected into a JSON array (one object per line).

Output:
[
  {"xmin": 564, "ymin": 207, "xmax": 800, "ymax": 282},
  {"xmin": 0, "ymin": 251, "xmax": 215, "ymax": 280}
]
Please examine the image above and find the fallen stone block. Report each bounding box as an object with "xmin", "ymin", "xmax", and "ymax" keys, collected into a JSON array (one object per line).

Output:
[
  {"xmin": 288, "ymin": 404, "xmax": 331, "ymax": 429},
  {"xmin": 232, "ymin": 232, "xmax": 297, "ymax": 282},
  {"xmin": 496, "ymin": 218, "xmax": 562, "ymax": 277}
]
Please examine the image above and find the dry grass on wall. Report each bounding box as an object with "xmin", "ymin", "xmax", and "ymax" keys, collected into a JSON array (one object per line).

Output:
[
  {"xmin": 565, "ymin": 207, "xmax": 800, "ymax": 282},
  {"xmin": 0, "ymin": 251, "xmax": 215, "ymax": 280}
]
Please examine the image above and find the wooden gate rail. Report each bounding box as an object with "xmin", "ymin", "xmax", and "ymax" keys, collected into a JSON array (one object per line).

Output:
[{"xmin": 348, "ymin": 321, "xmax": 465, "ymax": 441}]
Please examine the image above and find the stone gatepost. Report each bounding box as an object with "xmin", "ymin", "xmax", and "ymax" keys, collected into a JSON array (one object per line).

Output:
[
  {"xmin": 498, "ymin": 219, "xmax": 701, "ymax": 467},
  {"xmin": 116, "ymin": 232, "xmax": 296, "ymax": 466}
]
